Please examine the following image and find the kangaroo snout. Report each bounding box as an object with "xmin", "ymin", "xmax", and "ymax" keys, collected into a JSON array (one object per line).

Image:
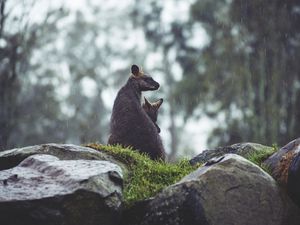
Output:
[{"xmin": 151, "ymin": 81, "xmax": 160, "ymax": 90}]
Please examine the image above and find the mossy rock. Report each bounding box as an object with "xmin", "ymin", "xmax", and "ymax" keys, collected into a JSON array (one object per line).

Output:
[
  {"xmin": 190, "ymin": 142, "xmax": 277, "ymax": 170},
  {"xmin": 135, "ymin": 154, "xmax": 300, "ymax": 225},
  {"xmin": 86, "ymin": 143, "xmax": 199, "ymax": 206}
]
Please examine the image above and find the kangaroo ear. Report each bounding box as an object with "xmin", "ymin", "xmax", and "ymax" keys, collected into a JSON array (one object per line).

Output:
[
  {"xmin": 154, "ymin": 98, "xmax": 163, "ymax": 109},
  {"xmin": 144, "ymin": 97, "xmax": 151, "ymax": 108},
  {"xmin": 131, "ymin": 65, "xmax": 140, "ymax": 76}
]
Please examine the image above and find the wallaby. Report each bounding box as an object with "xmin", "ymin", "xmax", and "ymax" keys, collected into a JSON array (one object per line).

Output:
[
  {"xmin": 108, "ymin": 65, "xmax": 165, "ymax": 160},
  {"xmin": 143, "ymin": 97, "xmax": 163, "ymax": 133}
]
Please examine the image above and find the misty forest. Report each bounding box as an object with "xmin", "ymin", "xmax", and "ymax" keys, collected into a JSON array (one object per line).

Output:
[
  {"xmin": 1, "ymin": 0, "xmax": 300, "ymax": 160},
  {"xmin": 2, "ymin": 1, "xmax": 300, "ymax": 225}
]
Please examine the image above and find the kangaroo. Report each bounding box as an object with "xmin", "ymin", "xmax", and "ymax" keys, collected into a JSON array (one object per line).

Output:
[
  {"xmin": 143, "ymin": 97, "xmax": 163, "ymax": 133},
  {"xmin": 108, "ymin": 65, "xmax": 165, "ymax": 160}
]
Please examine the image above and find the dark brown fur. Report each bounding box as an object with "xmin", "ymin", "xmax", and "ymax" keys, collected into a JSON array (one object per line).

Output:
[
  {"xmin": 143, "ymin": 97, "xmax": 163, "ymax": 133},
  {"xmin": 108, "ymin": 65, "xmax": 165, "ymax": 160}
]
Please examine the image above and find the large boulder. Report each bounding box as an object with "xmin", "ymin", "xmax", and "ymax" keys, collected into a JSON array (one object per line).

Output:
[
  {"xmin": 135, "ymin": 154, "xmax": 300, "ymax": 225},
  {"xmin": 0, "ymin": 143, "xmax": 123, "ymax": 170},
  {"xmin": 0, "ymin": 154, "xmax": 123, "ymax": 225},
  {"xmin": 263, "ymin": 138, "xmax": 300, "ymax": 207},
  {"xmin": 190, "ymin": 142, "xmax": 273, "ymax": 165},
  {"xmin": 288, "ymin": 151, "xmax": 300, "ymax": 207}
]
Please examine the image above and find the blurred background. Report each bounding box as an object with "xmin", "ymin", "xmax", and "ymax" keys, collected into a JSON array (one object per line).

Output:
[{"xmin": 0, "ymin": 0, "xmax": 300, "ymax": 160}]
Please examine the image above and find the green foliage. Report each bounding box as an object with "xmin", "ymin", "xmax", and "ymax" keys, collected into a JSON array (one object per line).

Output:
[
  {"xmin": 244, "ymin": 145, "xmax": 278, "ymax": 173},
  {"xmin": 86, "ymin": 143, "xmax": 198, "ymax": 206},
  {"xmin": 0, "ymin": 1, "xmax": 69, "ymax": 150},
  {"xmin": 0, "ymin": 1, "xmax": 133, "ymax": 150},
  {"xmin": 176, "ymin": 0, "xmax": 300, "ymax": 148},
  {"xmin": 245, "ymin": 147, "xmax": 275, "ymax": 165}
]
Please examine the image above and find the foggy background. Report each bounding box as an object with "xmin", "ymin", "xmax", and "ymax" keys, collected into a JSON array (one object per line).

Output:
[{"xmin": 1, "ymin": 0, "xmax": 299, "ymax": 161}]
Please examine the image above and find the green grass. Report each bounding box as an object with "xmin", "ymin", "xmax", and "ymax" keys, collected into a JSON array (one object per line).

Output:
[
  {"xmin": 244, "ymin": 144, "xmax": 278, "ymax": 173},
  {"xmin": 86, "ymin": 143, "xmax": 199, "ymax": 206}
]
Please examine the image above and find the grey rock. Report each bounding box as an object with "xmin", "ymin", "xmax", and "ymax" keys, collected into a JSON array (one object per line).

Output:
[
  {"xmin": 263, "ymin": 138, "xmax": 300, "ymax": 178},
  {"xmin": 288, "ymin": 151, "xmax": 300, "ymax": 207},
  {"xmin": 0, "ymin": 154, "xmax": 123, "ymax": 225},
  {"xmin": 138, "ymin": 154, "xmax": 300, "ymax": 225},
  {"xmin": 190, "ymin": 142, "xmax": 273, "ymax": 165},
  {"xmin": 264, "ymin": 138, "xmax": 300, "ymax": 173},
  {"xmin": 0, "ymin": 143, "xmax": 124, "ymax": 170},
  {"xmin": 263, "ymin": 138, "xmax": 300, "ymax": 208},
  {"xmin": 119, "ymin": 198, "xmax": 153, "ymax": 225}
]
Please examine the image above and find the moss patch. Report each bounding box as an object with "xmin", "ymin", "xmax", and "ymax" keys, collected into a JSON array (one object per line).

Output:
[
  {"xmin": 86, "ymin": 143, "xmax": 199, "ymax": 206},
  {"xmin": 244, "ymin": 145, "xmax": 278, "ymax": 173}
]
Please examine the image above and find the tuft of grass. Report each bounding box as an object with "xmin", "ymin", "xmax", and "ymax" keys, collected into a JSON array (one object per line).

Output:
[
  {"xmin": 85, "ymin": 143, "xmax": 199, "ymax": 206},
  {"xmin": 244, "ymin": 145, "xmax": 278, "ymax": 172}
]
